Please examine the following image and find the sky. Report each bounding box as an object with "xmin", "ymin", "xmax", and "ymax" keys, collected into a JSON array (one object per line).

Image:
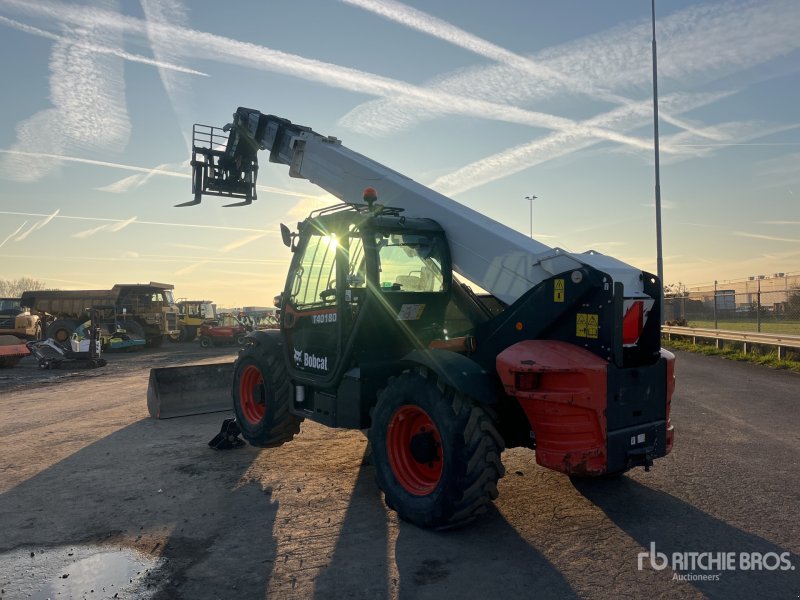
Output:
[{"xmin": 0, "ymin": 0, "xmax": 798, "ymax": 307}]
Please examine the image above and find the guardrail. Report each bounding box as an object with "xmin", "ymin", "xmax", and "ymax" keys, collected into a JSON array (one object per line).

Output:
[{"xmin": 662, "ymin": 326, "xmax": 800, "ymax": 360}]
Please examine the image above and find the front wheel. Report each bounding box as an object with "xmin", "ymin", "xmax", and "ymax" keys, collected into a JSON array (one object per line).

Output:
[
  {"xmin": 369, "ymin": 370, "xmax": 505, "ymax": 529},
  {"xmin": 232, "ymin": 345, "xmax": 303, "ymax": 447},
  {"xmin": 199, "ymin": 335, "xmax": 213, "ymax": 348}
]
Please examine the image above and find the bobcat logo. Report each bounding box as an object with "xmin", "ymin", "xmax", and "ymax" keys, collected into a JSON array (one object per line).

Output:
[{"xmin": 293, "ymin": 348, "xmax": 303, "ymax": 365}]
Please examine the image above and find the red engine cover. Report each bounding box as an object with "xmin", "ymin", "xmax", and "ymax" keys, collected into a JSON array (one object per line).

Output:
[{"xmin": 497, "ymin": 340, "xmax": 609, "ymax": 476}]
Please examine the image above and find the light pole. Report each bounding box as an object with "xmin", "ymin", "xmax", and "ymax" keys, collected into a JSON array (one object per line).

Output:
[
  {"xmin": 524, "ymin": 195, "xmax": 537, "ymax": 238},
  {"xmin": 651, "ymin": 0, "xmax": 665, "ymax": 322}
]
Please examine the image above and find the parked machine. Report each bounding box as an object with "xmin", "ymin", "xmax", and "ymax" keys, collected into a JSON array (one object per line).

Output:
[
  {"xmin": 0, "ymin": 298, "xmax": 43, "ymax": 340},
  {"xmin": 170, "ymin": 299, "xmax": 216, "ymax": 342},
  {"xmin": 198, "ymin": 313, "xmax": 250, "ymax": 348},
  {"xmin": 26, "ymin": 307, "xmax": 106, "ymax": 369},
  {"xmin": 154, "ymin": 108, "xmax": 675, "ymax": 529},
  {"xmin": 21, "ymin": 283, "xmax": 180, "ymax": 347}
]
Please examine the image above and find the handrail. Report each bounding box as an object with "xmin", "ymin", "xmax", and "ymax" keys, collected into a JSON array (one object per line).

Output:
[{"xmin": 662, "ymin": 325, "xmax": 800, "ymax": 360}]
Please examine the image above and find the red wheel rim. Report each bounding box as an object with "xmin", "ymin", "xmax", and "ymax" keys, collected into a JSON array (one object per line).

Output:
[
  {"xmin": 239, "ymin": 364, "xmax": 266, "ymax": 425},
  {"xmin": 387, "ymin": 405, "xmax": 443, "ymax": 495}
]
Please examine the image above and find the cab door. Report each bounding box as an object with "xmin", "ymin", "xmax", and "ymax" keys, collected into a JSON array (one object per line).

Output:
[{"xmin": 281, "ymin": 228, "xmax": 345, "ymax": 385}]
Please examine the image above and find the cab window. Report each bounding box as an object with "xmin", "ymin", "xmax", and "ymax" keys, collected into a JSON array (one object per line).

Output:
[
  {"xmin": 289, "ymin": 233, "xmax": 339, "ymax": 309},
  {"xmin": 377, "ymin": 233, "xmax": 445, "ymax": 292}
]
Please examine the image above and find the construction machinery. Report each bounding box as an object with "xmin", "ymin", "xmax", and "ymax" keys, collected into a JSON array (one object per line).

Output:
[
  {"xmin": 21, "ymin": 283, "xmax": 180, "ymax": 347},
  {"xmin": 0, "ymin": 298, "xmax": 43, "ymax": 340},
  {"xmin": 198, "ymin": 313, "xmax": 250, "ymax": 348},
  {"xmin": 157, "ymin": 108, "xmax": 674, "ymax": 529},
  {"xmin": 170, "ymin": 299, "xmax": 216, "ymax": 342},
  {"xmin": 26, "ymin": 307, "xmax": 106, "ymax": 369},
  {"xmin": 0, "ymin": 335, "xmax": 30, "ymax": 368}
]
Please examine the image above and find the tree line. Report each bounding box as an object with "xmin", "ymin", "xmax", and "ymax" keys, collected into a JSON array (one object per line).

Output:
[{"xmin": 0, "ymin": 278, "xmax": 49, "ymax": 297}]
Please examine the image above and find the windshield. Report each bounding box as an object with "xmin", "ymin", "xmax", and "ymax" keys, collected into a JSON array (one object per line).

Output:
[{"xmin": 0, "ymin": 299, "xmax": 22, "ymax": 313}]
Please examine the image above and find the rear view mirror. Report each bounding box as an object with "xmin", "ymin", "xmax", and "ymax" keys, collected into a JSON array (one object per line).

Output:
[{"xmin": 280, "ymin": 223, "xmax": 292, "ymax": 248}]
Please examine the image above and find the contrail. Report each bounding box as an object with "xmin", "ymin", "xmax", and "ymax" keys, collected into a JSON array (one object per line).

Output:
[
  {"xmin": 0, "ymin": 221, "xmax": 28, "ymax": 249},
  {"xmin": 733, "ymin": 232, "xmax": 800, "ymax": 243},
  {"xmin": 0, "ymin": 211, "xmax": 273, "ymax": 233},
  {"xmin": 14, "ymin": 209, "xmax": 60, "ymax": 241},
  {"xmin": 0, "ymin": 0, "xmax": 664, "ymax": 153},
  {"xmin": 0, "ymin": 15, "xmax": 208, "ymax": 76},
  {"xmin": 0, "ymin": 150, "xmax": 313, "ymax": 199},
  {"xmin": 340, "ymin": 0, "xmax": 800, "ymax": 138},
  {"xmin": 341, "ymin": 0, "xmax": 716, "ymax": 140}
]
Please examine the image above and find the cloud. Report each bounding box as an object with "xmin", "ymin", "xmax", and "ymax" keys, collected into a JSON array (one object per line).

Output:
[
  {"xmin": 0, "ymin": 0, "xmax": 668, "ymax": 155},
  {"xmin": 0, "ymin": 0, "xmax": 131, "ymax": 181},
  {"xmin": 341, "ymin": 0, "xmax": 717, "ymax": 141}
]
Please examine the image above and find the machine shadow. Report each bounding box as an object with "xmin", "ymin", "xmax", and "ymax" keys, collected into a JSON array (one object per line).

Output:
[
  {"xmin": 315, "ymin": 450, "xmax": 579, "ymax": 600},
  {"xmin": 572, "ymin": 476, "xmax": 800, "ymax": 599},
  {"xmin": 0, "ymin": 415, "xmax": 281, "ymax": 599}
]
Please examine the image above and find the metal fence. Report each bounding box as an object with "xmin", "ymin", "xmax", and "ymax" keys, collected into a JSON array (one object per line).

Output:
[{"xmin": 664, "ymin": 272, "xmax": 800, "ymax": 334}]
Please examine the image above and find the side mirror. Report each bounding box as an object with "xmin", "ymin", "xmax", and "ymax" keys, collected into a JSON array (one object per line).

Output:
[
  {"xmin": 280, "ymin": 223, "xmax": 293, "ymax": 249},
  {"xmin": 273, "ymin": 293, "xmax": 284, "ymax": 309}
]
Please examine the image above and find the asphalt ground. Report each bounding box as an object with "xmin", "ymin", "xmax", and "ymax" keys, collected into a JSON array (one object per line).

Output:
[{"xmin": 0, "ymin": 346, "xmax": 798, "ymax": 599}]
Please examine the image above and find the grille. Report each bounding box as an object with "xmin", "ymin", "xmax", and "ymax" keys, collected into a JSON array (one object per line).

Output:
[{"xmin": 166, "ymin": 312, "xmax": 178, "ymax": 329}]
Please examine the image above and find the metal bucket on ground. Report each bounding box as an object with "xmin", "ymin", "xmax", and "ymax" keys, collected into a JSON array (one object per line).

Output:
[{"xmin": 147, "ymin": 362, "xmax": 234, "ymax": 419}]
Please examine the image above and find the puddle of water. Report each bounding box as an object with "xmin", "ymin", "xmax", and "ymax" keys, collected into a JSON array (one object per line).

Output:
[{"xmin": 0, "ymin": 544, "xmax": 162, "ymax": 600}]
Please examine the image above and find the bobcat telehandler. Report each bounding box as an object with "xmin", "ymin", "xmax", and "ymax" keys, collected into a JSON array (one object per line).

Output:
[{"xmin": 151, "ymin": 108, "xmax": 675, "ymax": 529}]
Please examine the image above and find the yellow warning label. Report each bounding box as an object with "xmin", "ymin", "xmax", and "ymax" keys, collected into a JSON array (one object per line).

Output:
[
  {"xmin": 554, "ymin": 279, "xmax": 565, "ymax": 303},
  {"xmin": 576, "ymin": 313, "xmax": 599, "ymax": 339}
]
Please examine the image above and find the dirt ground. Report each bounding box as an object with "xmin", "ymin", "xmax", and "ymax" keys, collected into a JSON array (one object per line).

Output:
[{"xmin": 0, "ymin": 346, "xmax": 798, "ymax": 599}]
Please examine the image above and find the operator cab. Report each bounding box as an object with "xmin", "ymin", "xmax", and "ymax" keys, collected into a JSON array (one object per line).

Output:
[{"xmin": 277, "ymin": 202, "xmax": 451, "ymax": 425}]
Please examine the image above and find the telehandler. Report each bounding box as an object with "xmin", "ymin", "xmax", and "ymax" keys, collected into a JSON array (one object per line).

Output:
[{"xmin": 152, "ymin": 108, "xmax": 675, "ymax": 529}]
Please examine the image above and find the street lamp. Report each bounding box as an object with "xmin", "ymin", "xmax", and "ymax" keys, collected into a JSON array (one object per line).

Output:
[{"xmin": 524, "ymin": 195, "xmax": 537, "ymax": 238}]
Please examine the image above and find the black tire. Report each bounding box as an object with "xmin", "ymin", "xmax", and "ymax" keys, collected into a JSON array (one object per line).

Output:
[
  {"xmin": 168, "ymin": 332, "xmax": 181, "ymax": 343},
  {"xmin": 369, "ymin": 369, "xmax": 505, "ymax": 529},
  {"xmin": 149, "ymin": 334, "xmax": 164, "ymax": 347},
  {"xmin": 199, "ymin": 335, "xmax": 213, "ymax": 348},
  {"xmin": 235, "ymin": 332, "xmax": 248, "ymax": 346},
  {"xmin": 46, "ymin": 319, "xmax": 78, "ymax": 345},
  {"xmin": 232, "ymin": 345, "xmax": 303, "ymax": 447}
]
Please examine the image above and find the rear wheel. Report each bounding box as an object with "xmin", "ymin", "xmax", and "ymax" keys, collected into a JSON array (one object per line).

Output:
[
  {"xmin": 46, "ymin": 319, "xmax": 78, "ymax": 345},
  {"xmin": 369, "ymin": 369, "xmax": 505, "ymax": 529},
  {"xmin": 199, "ymin": 335, "xmax": 213, "ymax": 348},
  {"xmin": 235, "ymin": 332, "xmax": 248, "ymax": 346},
  {"xmin": 232, "ymin": 345, "xmax": 303, "ymax": 447}
]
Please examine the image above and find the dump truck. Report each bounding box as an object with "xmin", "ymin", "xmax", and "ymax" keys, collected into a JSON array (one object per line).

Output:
[
  {"xmin": 153, "ymin": 108, "xmax": 675, "ymax": 529},
  {"xmin": 0, "ymin": 298, "xmax": 43, "ymax": 340},
  {"xmin": 21, "ymin": 283, "xmax": 180, "ymax": 347}
]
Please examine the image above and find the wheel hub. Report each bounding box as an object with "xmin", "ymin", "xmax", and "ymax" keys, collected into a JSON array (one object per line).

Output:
[{"xmin": 409, "ymin": 430, "xmax": 439, "ymax": 465}]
